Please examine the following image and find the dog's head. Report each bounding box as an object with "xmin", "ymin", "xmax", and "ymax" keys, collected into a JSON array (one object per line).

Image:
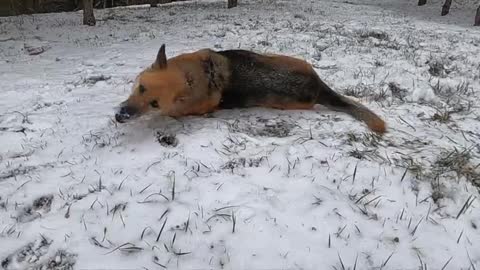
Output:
[{"xmin": 115, "ymin": 44, "xmax": 187, "ymax": 123}]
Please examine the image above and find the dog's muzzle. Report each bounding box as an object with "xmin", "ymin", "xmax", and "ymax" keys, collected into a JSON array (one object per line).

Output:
[{"xmin": 115, "ymin": 105, "xmax": 138, "ymax": 123}]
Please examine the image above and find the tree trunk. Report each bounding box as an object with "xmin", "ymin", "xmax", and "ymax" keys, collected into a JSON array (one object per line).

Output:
[
  {"xmin": 227, "ymin": 0, "xmax": 237, "ymax": 8},
  {"xmin": 33, "ymin": 0, "xmax": 41, "ymax": 12},
  {"xmin": 475, "ymin": 5, "xmax": 480, "ymax": 26},
  {"xmin": 150, "ymin": 0, "xmax": 158, "ymax": 7},
  {"xmin": 441, "ymin": 0, "xmax": 452, "ymax": 16},
  {"xmin": 418, "ymin": 0, "xmax": 426, "ymax": 6},
  {"xmin": 24, "ymin": 0, "xmax": 34, "ymax": 13},
  {"xmin": 83, "ymin": 0, "xmax": 96, "ymax": 26}
]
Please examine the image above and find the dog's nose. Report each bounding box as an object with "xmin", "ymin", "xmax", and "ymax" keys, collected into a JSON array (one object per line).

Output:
[
  {"xmin": 115, "ymin": 106, "xmax": 137, "ymax": 123},
  {"xmin": 115, "ymin": 112, "xmax": 127, "ymax": 123}
]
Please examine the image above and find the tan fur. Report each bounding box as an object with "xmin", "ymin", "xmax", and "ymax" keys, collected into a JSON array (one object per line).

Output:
[
  {"xmin": 117, "ymin": 46, "xmax": 387, "ymax": 135},
  {"xmin": 123, "ymin": 49, "xmax": 229, "ymax": 117},
  {"xmin": 368, "ymin": 118, "xmax": 386, "ymax": 134},
  {"xmin": 332, "ymin": 95, "xmax": 387, "ymax": 135}
]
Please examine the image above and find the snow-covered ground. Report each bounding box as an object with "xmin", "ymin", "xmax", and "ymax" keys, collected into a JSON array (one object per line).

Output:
[{"xmin": 1, "ymin": 0, "xmax": 480, "ymax": 269}]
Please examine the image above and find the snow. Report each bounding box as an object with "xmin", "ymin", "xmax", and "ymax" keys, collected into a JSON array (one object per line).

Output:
[{"xmin": 1, "ymin": 0, "xmax": 480, "ymax": 269}]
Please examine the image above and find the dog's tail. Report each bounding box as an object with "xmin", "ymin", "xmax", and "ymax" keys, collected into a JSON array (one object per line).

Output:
[{"xmin": 316, "ymin": 81, "xmax": 387, "ymax": 135}]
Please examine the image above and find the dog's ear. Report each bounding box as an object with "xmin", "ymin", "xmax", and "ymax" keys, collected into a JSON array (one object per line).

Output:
[{"xmin": 153, "ymin": 44, "xmax": 167, "ymax": 70}]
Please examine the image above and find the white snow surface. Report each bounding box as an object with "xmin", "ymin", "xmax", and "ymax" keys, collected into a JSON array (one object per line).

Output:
[{"xmin": 1, "ymin": 0, "xmax": 480, "ymax": 269}]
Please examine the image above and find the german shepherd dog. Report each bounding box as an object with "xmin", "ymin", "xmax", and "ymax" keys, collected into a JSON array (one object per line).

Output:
[{"xmin": 115, "ymin": 44, "xmax": 386, "ymax": 134}]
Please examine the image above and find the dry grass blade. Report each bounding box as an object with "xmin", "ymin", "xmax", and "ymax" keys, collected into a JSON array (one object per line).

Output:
[
  {"xmin": 214, "ymin": 205, "xmax": 239, "ymax": 212},
  {"xmin": 456, "ymin": 230, "xmax": 463, "ymax": 244},
  {"xmin": 425, "ymin": 203, "xmax": 431, "ymax": 221},
  {"xmin": 313, "ymin": 195, "xmax": 323, "ymax": 206},
  {"xmin": 354, "ymin": 224, "xmax": 361, "ymax": 234},
  {"xmin": 117, "ymin": 176, "xmax": 128, "ymax": 190},
  {"xmin": 159, "ymin": 209, "xmax": 169, "ymax": 221},
  {"xmin": 416, "ymin": 252, "xmax": 427, "ymax": 270},
  {"xmin": 411, "ymin": 218, "xmax": 423, "ymax": 236},
  {"xmin": 185, "ymin": 214, "xmax": 190, "ymax": 233},
  {"xmin": 90, "ymin": 237, "xmax": 108, "ymax": 249},
  {"xmin": 171, "ymin": 177, "xmax": 175, "ymax": 201},
  {"xmin": 355, "ymin": 189, "xmax": 375, "ymax": 204},
  {"xmin": 441, "ymin": 256, "xmax": 453, "ymax": 270},
  {"xmin": 400, "ymin": 168, "xmax": 408, "ymax": 182},
  {"xmin": 352, "ymin": 163, "xmax": 358, "ymax": 184},
  {"xmin": 335, "ymin": 225, "xmax": 347, "ymax": 238},
  {"xmin": 337, "ymin": 252, "xmax": 346, "ymax": 270},
  {"xmin": 456, "ymin": 195, "xmax": 476, "ymax": 219},
  {"xmin": 398, "ymin": 116, "xmax": 416, "ymax": 131},
  {"xmin": 141, "ymin": 226, "xmax": 153, "ymax": 240},
  {"xmin": 467, "ymin": 250, "xmax": 477, "ymax": 270},
  {"xmin": 139, "ymin": 183, "xmax": 153, "ymax": 194},
  {"xmin": 98, "ymin": 177, "xmax": 102, "ymax": 192},
  {"xmin": 138, "ymin": 192, "xmax": 169, "ymax": 203},
  {"xmin": 171, "ymin": 232, "xmax": 176, "ymax": 248},
  {"xmin": 119, "ymin": 245, "xmax": 143, "ymax": 253},
  {"xmin": 153, "ymin": 260, "xmax": 167, "ymax": 268},
  {"xmin": 145, "ymin": 161, "xmax": 162, "ymax": 173},
  {"xmin": 156, "ymin": 218, "xmax": 168, "ymax": 242},
  {"xmin": 173, "ymin": 251, "xmax": 191, "ymax": 256},
  {"xmin": 206, "ymin": 213, "xmax": 231, "ymax": 223},
  {"xmin": 381, "ymin": 252, "xmax": 395, "ymax": 269},
  {"xmin": 364, "ymin": 195, "xmax": 382, "ymax": 206},
  {"xmin": 353, "ymin": 253, "xmax": 359, "ymax": 270},
  {"xmin": 231, "ymin": 211, "xmax": 236, "ymax": 233},
  {"xmin": 104, "ymin": 242, "xmax": 137, "ymax": 255}
]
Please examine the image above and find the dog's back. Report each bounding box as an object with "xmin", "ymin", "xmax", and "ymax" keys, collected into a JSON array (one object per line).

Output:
[
  {"xmin": 215, "ymin": 50, "xmax": 320, "ymax": 109},
  {"xmin": 214, "ymin": 49, "xmax": 386, "ymax": 134}
]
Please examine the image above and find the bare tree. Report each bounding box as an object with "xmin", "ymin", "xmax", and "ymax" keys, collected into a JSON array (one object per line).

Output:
[
  {"xmin": 83, "ymin": 0, "xmax": 96, "ymax": 26},
  {"xmin": 475, "ymin": 5, "xmax": 480, "ymax": 26},
  {"xmin": 441, "ymin": 0, "xmax": 452, "ymax": 16},
  {"xmin": 418, "ymin": 0, "xmax": 478, "ymax": 24},
  {"xmin": 227, "ymin": 0, "xmax": 237, "ymax": 8}
]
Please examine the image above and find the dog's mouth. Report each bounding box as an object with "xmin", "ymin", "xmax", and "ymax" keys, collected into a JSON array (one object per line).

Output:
[{"xmin": 114, "ymin": 105, "xmax": 139, "ymax": 123}]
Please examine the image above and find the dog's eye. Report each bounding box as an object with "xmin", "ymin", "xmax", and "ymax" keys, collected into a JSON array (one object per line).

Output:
[
  {"xmin": 139, "ymin": 84, "xmax": 146, "ymax": 94},
  {"xmin": 150, "ymin": 100, "xmax": 159, "ymax": 108}
]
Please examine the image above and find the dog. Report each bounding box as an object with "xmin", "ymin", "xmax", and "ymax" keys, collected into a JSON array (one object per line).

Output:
[{"xmin": 115, "ymin": 44, "xmax": 387, "ymax": 135}]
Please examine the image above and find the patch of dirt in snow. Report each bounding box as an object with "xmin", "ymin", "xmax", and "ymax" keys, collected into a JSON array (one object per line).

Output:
[
  {"xmin": 16, "ymin": 194, "xmax": 54, "ymax": 223},
  {"xmin": 227, "ymin": 117, "xmax": 295, "ymax": 138},
  {"xmin": 155, "ymin": 131, "xmax": 179, "ymax": 147},
  {"xmin": 1, "ymin": 236, "xmax": 76, "ymax": 270},
  {"xmin": 1, "ymin": 0, "xmax": 480, "ymax": 269}
]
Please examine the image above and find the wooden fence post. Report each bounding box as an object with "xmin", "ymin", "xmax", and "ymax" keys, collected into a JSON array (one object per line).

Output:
[{"xmin": 227, "ymin": 0, "xmax": 237, "ymax": 8}]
